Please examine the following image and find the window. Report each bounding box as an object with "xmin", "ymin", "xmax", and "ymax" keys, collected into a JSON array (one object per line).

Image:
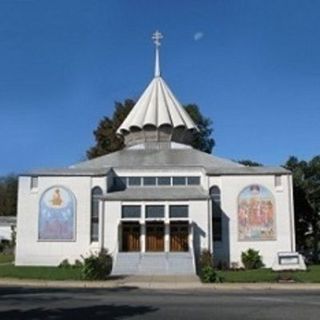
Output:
[
  {"xmin": 210, "ymin": 186, "xmax": 222, "ymax": 241},
  {"xmin": 213, "ymin": 217, "xmax": 222, "ymax": 242},
  {"xmin": 122, "ymin": 205, "xmax": 141, "ymax": 218},
  {"xmin": 143, "ymin": 177, "xmax": 156, "ymax": 186},
  {"xmin": 30, "ymin": 176, "xmax": 38, "ymax": 189},
  {"xmin": 275, "ymin": 175, "xmax": 282, "ymax": 187},
  {"xmin": 128, "ymin": 177, "xmax": 141, "ymax": 186},
  {"xmin": 169, "ymin": 205, "xmax": 189, "ymax": 218},
  {"xmin": 146, "ymin": 205, "xmax": 165, "ymax": 218},
  {"xmin": 91, "ymin": 187, "xmax": 103, "ymax": 242},
  {"xmin": 187, "ymin": 176, "xmax": 200, "ymax": 185},
  {"xmin": 172, "ymin": 177, "xmax": 186, "ymax": 186},
  {"xmin": 158, "ymin": 177, "xmax": 171, "ymax": 186}
]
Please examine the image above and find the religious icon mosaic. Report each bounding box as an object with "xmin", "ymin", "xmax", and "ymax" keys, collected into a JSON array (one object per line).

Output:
[
  {"xmin": 39, "ymin": 186, "xmax": 75, "ymax": 241},
  {"xmin": 238, "ymin": 185, "xmax": 276, "ymax": 241}
]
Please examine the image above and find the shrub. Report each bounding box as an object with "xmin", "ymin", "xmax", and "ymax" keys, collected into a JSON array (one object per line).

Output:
[
  {"xmin": 241, "ymin": 248, "xmax": 264, "ymax": 269},
  {"xmin": 199, "ymin": 249, "xmax": 214, "ymax": 269},
  {"xmin": 73, "ymin": 259, "xmax": 83, "ymax": 268},
  {"xmin": 81, "ymin": 249, "xmax": 112, "ymax": 280},
  {"xmin": 198, "ymin": 250, "xmax": 221, "ymax": 283},
  {"xmin": 200, "ymin": 265, "xmax": 220, "ymax": 283},
  {"xmin": 59, "ymin": 259, "xmax": 71, "ymax": 268}
]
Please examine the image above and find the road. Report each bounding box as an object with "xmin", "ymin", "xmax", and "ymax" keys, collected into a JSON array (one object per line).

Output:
[{"xmin": 0, "ymin": 286, "xmax": 319, "ymax": 319}]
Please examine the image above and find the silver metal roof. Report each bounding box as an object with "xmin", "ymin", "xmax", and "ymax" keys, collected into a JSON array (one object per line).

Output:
[
  {"xmin": 101, "ymin": 186, "xmax": 209, "ymax": 201},
  {"xmin": 117, "ymin": 77, "xmax": 198, "ymax": 135},
  {"xmin": 0, "ymin": 216, "xmax": 16, "ymax": 226},
  {"xmin": 117, "ymin": 31, "xmax": 197, "ymax": 136},
  {"xmin": 25, "ymin": 146, "xmax": 290, "ymax": 176}
]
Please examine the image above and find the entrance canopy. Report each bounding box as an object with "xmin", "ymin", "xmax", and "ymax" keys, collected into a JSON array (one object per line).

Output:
[{"xmin": 101, "ymin": 186, "xmax": 209, "ymax": 201}]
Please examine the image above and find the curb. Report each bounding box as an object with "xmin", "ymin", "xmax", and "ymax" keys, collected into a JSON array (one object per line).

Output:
[{"xmin": 0, "ymin": 279, "xmax": 320, "ymax": 290}]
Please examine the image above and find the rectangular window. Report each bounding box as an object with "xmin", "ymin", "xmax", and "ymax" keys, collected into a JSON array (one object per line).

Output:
[
  {"xmin": 158, "ymin": 177, "xmax": 171, "ymax": 186},
  {"xmin": 169, "ymin": 205, "xmax": 189, "ymax": 218},
  {"xmin": 146, "ymin": 205, "xmax": 165, "ymax": 218},
  {"xmin": 213, "ymin": 217, "xmax": 222, "ymax": 241},
  {"xmin": 275, "ymin": 175, "xmax": 282, "ymax": 187},
  {"xmin": 122, "ymin": 205, "xmax": 141, "ymax": 218},
  {"xmin": 187, "ymin": 176, "xmax": 200, "ymax": 185},
  {"xmin": 30, "ymin": 176, "xmax": 38, "ymax": 189},
  {"xmin": 172, "ymin": 177, "xmax": 186, "ymax": 186},
  {"xmin": 143, "ymin": 177, "xmax": 156, "ymax": 186},
  {"xmin": 128, "ymin": 177, "xmax": 141, "ymax": 186}
]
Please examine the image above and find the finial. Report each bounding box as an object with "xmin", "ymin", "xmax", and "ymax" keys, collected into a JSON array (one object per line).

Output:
[{"xmin": 152, "ymin": 30, "xmax": 163, "ymax": 77}]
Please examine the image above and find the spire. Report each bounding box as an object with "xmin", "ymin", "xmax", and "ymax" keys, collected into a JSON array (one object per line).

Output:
[
  {"xmin": 152, "ymin": 30, "xmax": 163, "ymax": 77},
  {"xmin": 117, "ymin": 31, "xmax": 198, "ymax": 147}
]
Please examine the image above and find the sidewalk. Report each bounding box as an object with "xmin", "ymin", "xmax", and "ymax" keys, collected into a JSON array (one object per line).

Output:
[{"xmin": 0, "ymin": 275, "xmax": 320, "ymax": 290}]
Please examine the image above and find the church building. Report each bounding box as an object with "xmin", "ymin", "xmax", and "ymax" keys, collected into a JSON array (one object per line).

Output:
[{"xmin": 15, "ymin": 32, "xmax": 296, "ymax": 275}]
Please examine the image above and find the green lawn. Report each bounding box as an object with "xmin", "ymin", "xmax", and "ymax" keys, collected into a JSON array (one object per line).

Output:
[
  {"xmin": 0, "ymin": 264, "xmax": 82, "ymax": 280},
  {"xmin": 0, "ymin": 254, "xmax": 14, "ymax": 264},
  {"xmin": 218, "ymin": 265, "xmax": 320, "ymax": 283}
]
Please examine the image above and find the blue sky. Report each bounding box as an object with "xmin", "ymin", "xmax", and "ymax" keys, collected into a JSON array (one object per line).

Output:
[{"xmin": 1, "ymin": 0, "xmax": 320, "ymax": 175}]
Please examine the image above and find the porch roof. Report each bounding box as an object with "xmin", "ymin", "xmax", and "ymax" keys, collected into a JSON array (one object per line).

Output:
[{"xmin": 101, "ymin": 186, "xmax": 209, "ymax": 201}]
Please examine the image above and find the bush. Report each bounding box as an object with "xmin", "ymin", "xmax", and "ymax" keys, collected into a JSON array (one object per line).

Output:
[
  {"xmin": 73, "ymin": 259, "xmax": 83, "ymax": 268},
  {"xmin": 198, "ymin": 250, "xmax": 221, "ymax": 283},
  {"xmin": 199, "ymin": 249, "xmax": 214, "ymax": 269},
  {"xmin": 58, "ymin": 259, "xmax": 71, "ymax": 269},
  {"xmin": 81, "ymin": 249, "xmax": 112, "ymax": 280},
  {"xmin": 200, "ymin": 265, "xmax": 220, "ymax": 283},
  {"xmin": 241, "ymin": 248, "xmax": 264, "ymax": 269}
]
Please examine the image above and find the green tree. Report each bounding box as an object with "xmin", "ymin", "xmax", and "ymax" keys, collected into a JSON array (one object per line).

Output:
[
  {"xmin": 0, "ymin": 175, "xmax": 18, "ymax": 216},
  {"xmin": 285, "ymin": 156, "xmax": 320, "ymax": 262},
  {"xmin": 184, "ymin": 104, "xmax": 215, "ymax": 154},
  {"xmin": 87, "ymin": 99, "xmax": 135, "ymax": 159},
  {"xmin": 87, "ymin": 100, "xmax": 215, "ymax": 159}
]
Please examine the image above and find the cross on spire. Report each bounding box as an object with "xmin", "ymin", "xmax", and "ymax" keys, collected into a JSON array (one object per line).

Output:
[
  {"xmin": 152, "ymin": 30, "xmax": 163, "ymax": 77},
  {"xmin": 152, "ymin": 30, "xmax": 163, "ymax": 47}
]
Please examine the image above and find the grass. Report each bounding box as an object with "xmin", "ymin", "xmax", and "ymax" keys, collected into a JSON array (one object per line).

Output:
[
  {"xmin": 0, "ymin": 254, "xmax": 14, "ymax": 264},
  {"xmin": 217, "ymin": 265, "xmax": 320, "ymax": 283},
  {"xmin": 0, "ymin": 264, "xmax": 82, "ymax": 280}
]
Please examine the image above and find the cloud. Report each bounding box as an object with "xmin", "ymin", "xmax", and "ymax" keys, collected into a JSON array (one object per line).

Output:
[{"xmin": 194, "ymin": 32, "xmax": 204, "ymax": 41}]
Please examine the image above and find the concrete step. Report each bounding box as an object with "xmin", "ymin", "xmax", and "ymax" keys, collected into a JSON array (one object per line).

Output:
[{"xmin": 112, "ymin": 251, "xmax": 195, "ymax": 276}]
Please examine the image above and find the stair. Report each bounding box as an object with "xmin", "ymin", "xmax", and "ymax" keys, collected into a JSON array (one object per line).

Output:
[{"xmin": 112, "ymin": 252, "xmax": 195, "ymax": 275}]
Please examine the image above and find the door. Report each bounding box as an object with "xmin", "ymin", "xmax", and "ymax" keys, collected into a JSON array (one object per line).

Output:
[
  {"xmin": 170, "ymin": 222, "xmax": 189, "ymax": 252},
  {"xmin": 122, "ymin": 222, "xmax": 140, "ymax": 252},
  {"xmin": 146, "ymin": 222, "xmax": 164, "ymax": 251}
]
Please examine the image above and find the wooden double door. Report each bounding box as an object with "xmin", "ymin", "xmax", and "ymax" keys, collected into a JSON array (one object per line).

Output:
[
  {"xmin": 170, "ymin": 222, "xmax": 189, "ymax": 252},
  {"xmin": 122, "ymin": 222, "xmax": 140, "ymax": 252},
  {"xmin": 146, "ymin": 222, "xmax": 164, "ymax": 252}
]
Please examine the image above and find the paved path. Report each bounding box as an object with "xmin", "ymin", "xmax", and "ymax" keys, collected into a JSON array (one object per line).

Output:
[{"xmin": 0, "ymin": 275, "xmax": 320, "ymax": 290}]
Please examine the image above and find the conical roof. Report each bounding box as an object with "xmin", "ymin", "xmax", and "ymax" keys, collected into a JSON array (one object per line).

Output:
[
  {"xmin": 117, "ymin": 31, "xmax": 198, "ymax": 147},
  {"xmin": 117, "ymin": 76, "xmax": 197, "ymax": 135}
]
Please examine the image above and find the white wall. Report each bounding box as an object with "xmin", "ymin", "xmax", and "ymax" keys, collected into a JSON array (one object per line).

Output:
[
  {"xmin": 15, "ymin": 176, "xmax": 106, "ymax": 266},
  {"xmin": 209, "ymin": 174, "xmax": 294, "ymax": 268},
  {"xmin": 15, "ymin": 170, "xmax": 294, "ymax": 269}
]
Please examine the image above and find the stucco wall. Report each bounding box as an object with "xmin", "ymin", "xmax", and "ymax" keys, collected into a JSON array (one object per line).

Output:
[
  {"xmin": 15, "ymin": 170, "xmax": 294, "ymax": 269},
  {"xmin": 209, "ymin": 174, "xmax": 294, "ymax": 268},
  {"xmin": 15, "ymin": 176, "xmax": 106, "ymax": 266}
]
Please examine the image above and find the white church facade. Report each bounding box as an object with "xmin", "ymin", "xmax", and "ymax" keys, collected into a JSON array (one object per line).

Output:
[{"xmin": 15, "ymin": 32, "xmax": 296, "ymax": 274}]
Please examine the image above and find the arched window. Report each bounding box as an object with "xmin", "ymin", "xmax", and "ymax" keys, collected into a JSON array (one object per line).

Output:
[
  {"xmin": 210, "ymin": 186, "xmax": 222, "ymax": 242},
  {"xmin": 91, "ymin": 187, "xmax": 103, "ymax": 242}
]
